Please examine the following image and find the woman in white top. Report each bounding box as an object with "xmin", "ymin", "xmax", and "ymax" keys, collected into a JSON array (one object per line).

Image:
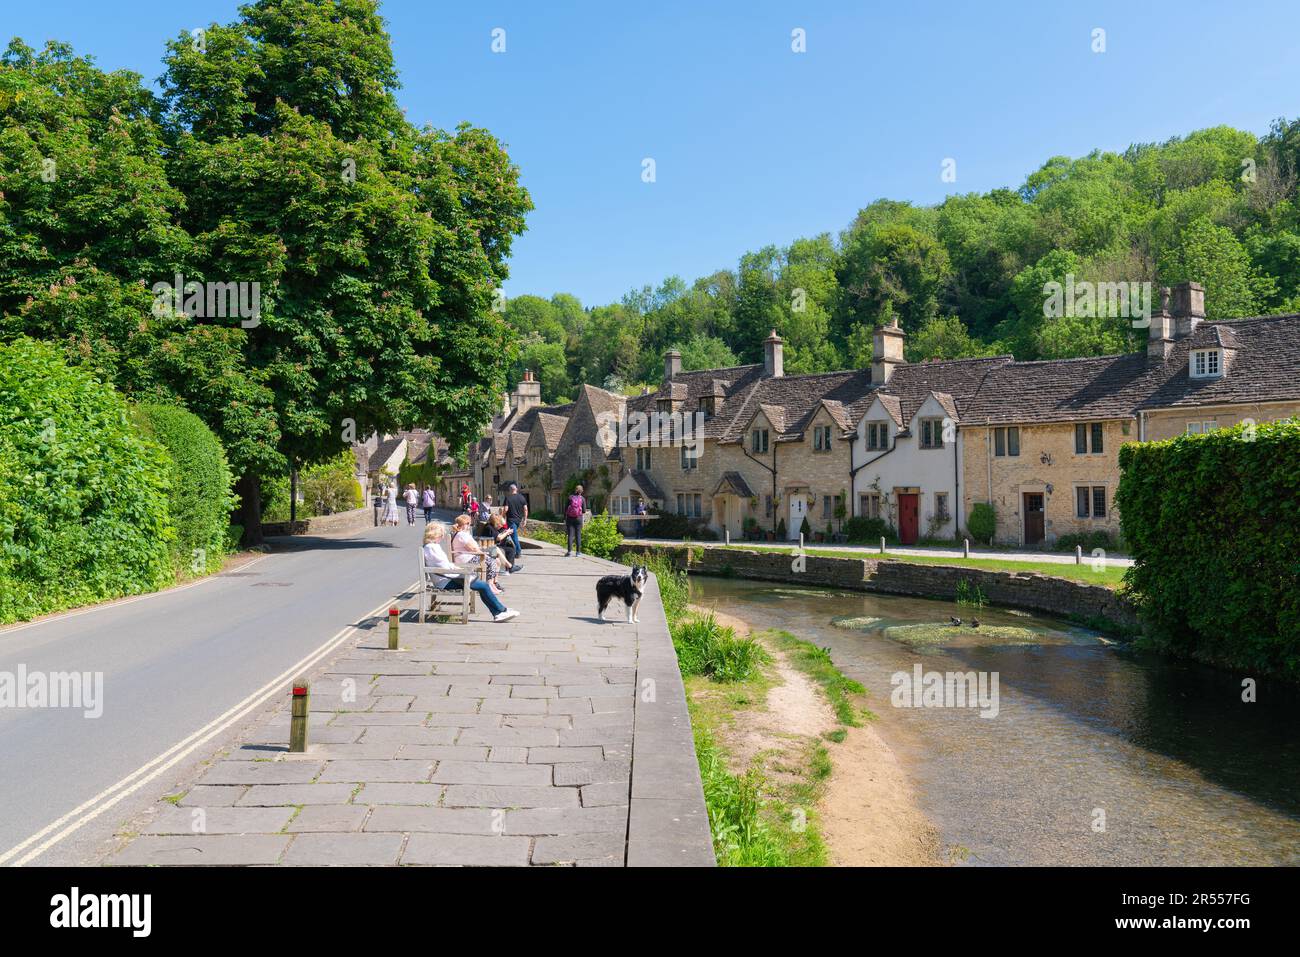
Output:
[
  {"xmin": 422, "ymin": 522, "xmax": 517, "ymax": 622},
  {"xmin": 450, "ymin": 514, "xmax": 505, "ymax": 594},
  {"xmin": 381, "ymin": 482, "xmax": 400, "ymax": 526}
]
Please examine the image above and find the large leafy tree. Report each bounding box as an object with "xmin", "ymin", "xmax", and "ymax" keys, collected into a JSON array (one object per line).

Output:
[{"xmin": 157, "ymin": 0, "xmax": 531, "ymax": 535}]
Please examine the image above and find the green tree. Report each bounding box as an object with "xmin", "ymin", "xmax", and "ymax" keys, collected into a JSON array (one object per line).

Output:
[{"xmin": 1159, "ymin": 216, "xmax": 1269, "ymax": 319}]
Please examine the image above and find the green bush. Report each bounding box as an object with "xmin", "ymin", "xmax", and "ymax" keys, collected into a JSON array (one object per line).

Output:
[
  {"xmin": 1053, "ymin": 530, "xmax": 1118, "ymax": 554},
  {"xmin": 0, "ymin": 338, "xmax": 175, "ymax": 623},
  {"xmin": 644, "ymin": 509, "xmax": 715, "ymax": 541},
  {"xmin": 133, "ymin": 402, "xmax": 237, "ymax": 576},
  {"xmin": 643, "ymin": 552, "xmax": 690, "ymax": 625},
  {"xmin": 967, "ymin": 502, "xmax": 997, "ymax": 544},
  {"xmin": 581, "ymin": 512, "xmax": 623, "ymax": 559},
  {"xmin": 1116, "ymin": 419, "xmax": 1300, "ymax": 678},
  {"xmin": 673, "ymin": 613, "xmax": 769, "ymax": 682},
  {"xmin": 843, "ymin": 515, "xmax": 893, "ymax": 544}
]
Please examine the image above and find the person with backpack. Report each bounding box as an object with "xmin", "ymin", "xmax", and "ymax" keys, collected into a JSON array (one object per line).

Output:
[{"xmin": 564, "ymin": 484, "xmax": 587, "ymax": 557}]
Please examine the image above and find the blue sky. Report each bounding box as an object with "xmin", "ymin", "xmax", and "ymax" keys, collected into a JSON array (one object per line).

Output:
[{"xmin": 7, "ymin": 1, "xmax": 1300, "ymax": 305}]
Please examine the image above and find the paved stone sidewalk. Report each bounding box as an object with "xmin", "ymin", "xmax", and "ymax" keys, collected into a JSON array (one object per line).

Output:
[{"xmin": 108, "ymin": 543, "xmax": 713, "ymax": 867}]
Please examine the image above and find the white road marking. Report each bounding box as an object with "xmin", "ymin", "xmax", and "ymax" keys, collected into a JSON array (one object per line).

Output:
[{"xmin": 0, "ymin": 583, "xmax": 416, "ymax": 867}]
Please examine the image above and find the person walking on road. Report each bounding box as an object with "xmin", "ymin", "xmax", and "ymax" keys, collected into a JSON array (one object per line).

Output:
[
  {"xmin": 503, "ymin": 482, "xmax": 528, "ymax": 559},
  {"xmin": 564, "ymin": 484, "xmax": 587, "ymax": 557},
  {"xmin": 420, "ymin": 485, "xmax": 435, "ymax": 522},
  {"xmin": 381, "ymin": 481, "xmax": 400, "ymax": 526},
  {"xmin": 403, "ymin": 483, "xmax": 419, "ymax": 525}
]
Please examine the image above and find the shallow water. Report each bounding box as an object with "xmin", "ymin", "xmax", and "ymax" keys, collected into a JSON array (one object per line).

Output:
[{"xmin": 692, "ymin": 577, "xmax": 1300, "ymax": 866}]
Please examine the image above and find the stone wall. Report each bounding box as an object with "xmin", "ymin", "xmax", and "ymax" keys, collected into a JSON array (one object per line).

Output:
[
  {"xmin": 961, "ymin": 420, "xmax": 1129, "ymax": 546},
  {"xmin": 614, "ymin": 543, "xmax": 1141, "ymax": 636},
  {"xmin": 262, "ymin": 506, "xmax": 375, "ymax": 538},
  {"xmin": 1142, "ymin": 400, "xmax": 1300, "ymax": 441}
]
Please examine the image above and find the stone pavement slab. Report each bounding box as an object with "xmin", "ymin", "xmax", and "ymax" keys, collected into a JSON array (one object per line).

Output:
[{"xmin": 107, "ymin": 541, "xmax": 712, "ymax": 867}]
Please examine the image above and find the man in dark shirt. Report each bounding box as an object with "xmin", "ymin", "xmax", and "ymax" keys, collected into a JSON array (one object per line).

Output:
[{"xmin": 504, "ymin": 483, "xmax": 528, "ymax": 561}]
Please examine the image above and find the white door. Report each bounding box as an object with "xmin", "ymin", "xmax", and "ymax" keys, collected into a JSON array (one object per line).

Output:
[{"xmin": 788, "ymin": 495, "xmax": 806, "ymax": 540}]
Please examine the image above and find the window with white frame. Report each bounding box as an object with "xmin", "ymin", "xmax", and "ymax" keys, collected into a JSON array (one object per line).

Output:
[
  {"xmin": 1186, "ymin": 421, "xmax": 1219, "ymax": 435},
  {"xmin": 1191, "ymin": 349, "xmax": 1222, "ymax": 379},
  {"xmin": 578, "ymin": 444, "xmax": 591, "ymax": 469}
]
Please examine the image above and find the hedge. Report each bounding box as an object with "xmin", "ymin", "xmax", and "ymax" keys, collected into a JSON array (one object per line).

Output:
[
  {"xmin": 1116, "ymin": 418, "xmax": 1300, "ymax": 679},
  {"xmin": 0, "ymin": 338, "xmax": 175, "ymax": 623},
  {"xmin": 133, "ymin": 402, "xmax": 237, "ymax": 576}
]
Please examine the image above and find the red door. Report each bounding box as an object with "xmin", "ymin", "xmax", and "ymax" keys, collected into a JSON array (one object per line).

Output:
[{"xmin": 898, "ymin": 493, "xmax": 919, "ymax": 545}]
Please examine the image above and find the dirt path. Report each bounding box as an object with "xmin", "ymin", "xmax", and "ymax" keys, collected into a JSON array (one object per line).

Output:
[{"xmin": 695, "ymin": 606, "xmax": 942, "ymax": 867}]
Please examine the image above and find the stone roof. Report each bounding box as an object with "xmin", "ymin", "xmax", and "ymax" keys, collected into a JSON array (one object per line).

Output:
[
  {"xmin": 713, "ymin": 471, "xmax": 755, "ymax": 498},
  {"xmin": 535, "ymin": 412, "xmax": 570, "ymax": 452},
  {"xmin": 1139, "ymin": 314, "xmax": 1300, "ymax": 411},
  {"xmin": 627, "ymin": 469, "xmax": 665, "ymax": 501},
  {"xmin": 555, "ymin": 384, "xmax": 625, "ymax": 451},
  {"xmin": 873, "ymin": 356, "xmax": 1013, "ymax": 426},
  {"xmin": 963, "ymin": 314, "xmax": 1300, "ymax": 423},
  {"xmin": 963, "ymin": 353, "xmax": 1154, "ymax": 424},
  {"xmin": 368, "ymin": 436, "xmax": 405, "ymax": 470}
]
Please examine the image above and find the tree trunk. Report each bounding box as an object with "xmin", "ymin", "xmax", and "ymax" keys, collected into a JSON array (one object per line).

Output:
[{"xmin": 238, "ymin": 473, "xmax": 264, "ymax": 547}]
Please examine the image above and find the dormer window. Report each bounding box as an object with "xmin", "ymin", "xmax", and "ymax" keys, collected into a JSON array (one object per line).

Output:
[
  {"xmin": 1191, "ymin": 349, "xmax": 1222, "ymax": 379},
  {"xmin": 866, "ymin": 422, "xmax": 889, "ymax": 450},
  {"xmin": 699, "ymin": 396, "xmax": 715, "ymax": 418}
]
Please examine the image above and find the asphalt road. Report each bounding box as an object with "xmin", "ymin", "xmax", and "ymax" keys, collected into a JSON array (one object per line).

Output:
[{"xmin": 0, "ymin": 519, "xmax": 427, "ymax": 865}]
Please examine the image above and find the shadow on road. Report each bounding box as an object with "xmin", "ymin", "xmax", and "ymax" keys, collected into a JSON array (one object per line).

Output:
[{"xmin": 266, "ymin": 534, "xmax": 403, "ymax": 552}]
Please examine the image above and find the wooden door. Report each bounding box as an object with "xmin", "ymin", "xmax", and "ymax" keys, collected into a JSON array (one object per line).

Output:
[
  {"xmin": 898, "ymin": 493, "xmax": 919, "ymax": 545},
  {"xmin": 1023, "ymin": 492, "xmax": 1044, "ymax": 545}
]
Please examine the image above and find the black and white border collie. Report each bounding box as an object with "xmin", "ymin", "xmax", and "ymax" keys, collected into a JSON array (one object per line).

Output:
[{"xmin": 596, "ymin": 565, "xmax": 649, "ymax": 623}]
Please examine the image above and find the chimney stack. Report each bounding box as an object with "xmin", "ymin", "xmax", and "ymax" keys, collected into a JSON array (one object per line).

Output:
[
  {"xmin": 1147, "ymin": 286, "xmax": 1175, "ymax": 361},
  {"xmin": 763, "ymin": 329, "xmax": 784, "ymax": 377},
  {"xmin": 1170, "ymin": 281, "xmax": 1205, "ymax": 339},
  {"xmin": 664, "ymin": 349, "xmax": 681, "ymax": 381},
  {"xmin": 512, "ymin": 369, "xmax": 541, "ymax": 414},
  {"xmin": 871, "ymin": 316, "xmax": 905, "ymax": 385}
]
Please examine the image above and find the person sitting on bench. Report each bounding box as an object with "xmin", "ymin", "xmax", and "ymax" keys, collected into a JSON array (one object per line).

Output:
[{"xmin": 422, "ymin": 521, "xmax": 519, "ymax": 622}]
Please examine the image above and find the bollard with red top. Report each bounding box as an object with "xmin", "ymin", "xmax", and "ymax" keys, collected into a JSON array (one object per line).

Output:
[
  {"xmin": 289, "ymin": 679, "xmax": 310, "ymax": 753},
  {"xmin": 388, "ymin": 606, "xmax": 399, "ymax": 650}
]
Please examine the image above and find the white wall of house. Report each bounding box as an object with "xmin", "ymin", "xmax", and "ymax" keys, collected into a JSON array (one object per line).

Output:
[{"xmin": 850, "ymin": 393, "xmax": 962, "ymax": 540}]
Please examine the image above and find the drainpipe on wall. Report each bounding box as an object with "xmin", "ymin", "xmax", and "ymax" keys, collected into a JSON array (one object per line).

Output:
[
  {"xmin": 985, "ymin": 419, "xmax": 993, "ymax": 506},
  {"xmin": 740, "ymin": 441, "xmax": 778, "ymax": 532},
  {"xmin": 953, "ymin": 430, "xmax": 961, "ymax": 536}
]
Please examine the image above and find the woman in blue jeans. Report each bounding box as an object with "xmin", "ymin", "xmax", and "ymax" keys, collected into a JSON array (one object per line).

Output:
[{"xmin": 422, "ymin": 522, "xmax": 519, "ymax": 622}]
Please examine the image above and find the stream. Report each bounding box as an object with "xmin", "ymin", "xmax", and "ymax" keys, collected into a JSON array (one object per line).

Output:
[{"xmin": 691, "ymin": 576, "xmax": 1300, "ymax": 866}]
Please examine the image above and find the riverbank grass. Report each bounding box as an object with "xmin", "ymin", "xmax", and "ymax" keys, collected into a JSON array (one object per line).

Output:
[{"xmin": 676, "ymin": 592, "xmax": 872, "ymax": 866}]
